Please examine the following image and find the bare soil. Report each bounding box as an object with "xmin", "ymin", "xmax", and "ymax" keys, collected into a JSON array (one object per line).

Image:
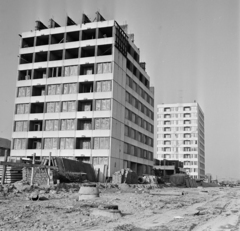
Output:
[{"xmin": 0, "ymin": 183, "xmax": 240, "ymax": 231}]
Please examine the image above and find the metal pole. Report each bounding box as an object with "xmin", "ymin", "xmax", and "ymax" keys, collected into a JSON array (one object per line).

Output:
[
  {"xmin": 30, "ymin": 153, "xmax": 36, "ymax": 186},
  {"xmin": 48, "ymin": 152, "xmax": 51, "ymax": 186},
  {"xmin": 1, "ymin": 150, "xmax": 8, "ymax": 185}
]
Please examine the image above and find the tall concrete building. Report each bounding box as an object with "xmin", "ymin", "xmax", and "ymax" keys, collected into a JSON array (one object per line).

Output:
[
  {"xmin": 156, "ymin": 102, "xmax": 205, "ymax": 179},
  {"xmin": 11, "ymin": 13, "xmax": 154, "ymax": 176}
]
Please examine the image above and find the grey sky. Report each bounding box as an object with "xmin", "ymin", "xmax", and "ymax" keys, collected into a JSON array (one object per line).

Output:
[{"xmin": 0, "ymin": 0, "xmax": 239, "ymax": 180}]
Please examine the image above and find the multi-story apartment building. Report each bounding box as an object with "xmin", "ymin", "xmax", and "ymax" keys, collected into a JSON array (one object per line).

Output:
[
  {"xmin": 156, "ymin": 102, "xmax": 205, "ymax": 179},
  {"xmin": 11, "ymin": 12, "xmax": 154, "ymax": 176}
]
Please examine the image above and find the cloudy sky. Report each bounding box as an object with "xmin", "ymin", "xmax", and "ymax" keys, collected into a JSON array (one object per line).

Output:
[{"xmin": 0, "ymin": 0, "xmax": 239, "ymax": 180}]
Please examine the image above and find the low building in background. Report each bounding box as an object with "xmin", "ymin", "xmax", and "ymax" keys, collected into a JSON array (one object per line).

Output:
[
  {"xmin": 11, "ymin": 12, "xmax": 154, "ymax": 177},
  {"xmin": 0, "ymin": 138, "xmax": 11, "ymax": 161},
  {"xmin": 156, "ymin": 102, "xmax": 205, "ymax": 179},
  {"xmin": 153, "ymin": 159, "xmax": 185, "ymax": 177}
]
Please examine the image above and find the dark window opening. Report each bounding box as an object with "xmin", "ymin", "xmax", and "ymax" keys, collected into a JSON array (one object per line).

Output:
[
  {"xmin": 134, "ymin": 51, "xmax": 139, "ymax": 63},
  {"xmin": 33, "ymin": 68, "xmax": 47, "ymax": 79},
  {"xmin": 50, "ymin": 33, "xmax": 64, "ymax": 44},
  {"xmin": 80, "ymin": 64, "xmax": 94, "ymax": 75},
  {"xmin": 30, "ymin": 103, "xmax": 44, "ymax": 114},
  {"xmin": 34, "ymin": 51, "xmax": 48, "ymax": 62},
  {"xmin": 22, "ymin": 37, "xmax": 34, "ymax": 48},
  {"xmin": 133, "ymin": 66, "xmax": 137, "ymax": 76},
  {"xmin": 32, "ymin": 85, "xmax": 46, "ymax": 96},
  {"xmin": 98, "ymin": 27, "xmax": 112, "ymax": 38},
  {"xmin": 81, "ymin": 46, "xmax": 95, "ymax": 58},
  {"xmin": 29, "ymin": 120, "xmax": 43, "ymax": 131},
  {"xmin": 79, "ymin": 82, "xmax": 93, "ymax": 93},
  {"xmin": 97, "ymin": 44, "xmax": 112, "ymax": 56},
  {"xmin": 18, "ymin": 70, "xmax": 31, "ymax": 81},
  {"xmin": 49, "ymin": 50, "xmax": 63, "ymax": 61},
  {"xmin": 66, "ymin": 31, "xmax": 80, "ymax": 42},
  {"xmin": 28, "ymin": 138, "xmax": 42, "ymax": 149},
  {"xmin": 82, "ymin": 29, "xmax": 96, "ymax": 40},
  {"xmin": 75, "ymin": 157, "xmax": 90, "ymax": 163},
  {"xmin": 77, "ymin": 119, "xmax": 92, "ymax": 130},
  {"xmin": 127, "ymin": 59, "xmax": 133, "ymax": 72},
  {"xmin": 20, "ymin": 53, "xmax": 33, "ymax": 64},
  {"xmin": 76, "ymin": 138, "xmax": 91, "ymax": 149},
  {"xmin": 36, "ymin": 35, "xmax": 49, "ymax": 46},
  {"xmin": 78, "ymin": 100, "xmax": 92, "ymax": 111},
  {"xmin": 65, "ymin": 48, "xmax": 79, "ymax": 59},
  {"xmin": 48, "ymin": 67, "xmax": 62, "ymax": 78}
]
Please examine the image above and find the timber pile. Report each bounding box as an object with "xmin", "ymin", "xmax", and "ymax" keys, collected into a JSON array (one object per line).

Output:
[
  {"xmin": 0, "ymin": 166, "xmax": 22, "ymax": 184},
  {"xmin": 112, "ymin": 168, "xmax": 138, "ymax": 184},
  {"xmin": 22, "ymin": 157, "xmax": 95, "ymax": 185}
]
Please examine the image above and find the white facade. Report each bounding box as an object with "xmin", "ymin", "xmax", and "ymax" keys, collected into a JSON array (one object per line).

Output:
[
  {"xmin": 11, "ymin": 14, "xmax": 154, "ymax": 176},
  {"xmin": 156, "ymin": 103, "xmax": 205, "ymax": 179}
]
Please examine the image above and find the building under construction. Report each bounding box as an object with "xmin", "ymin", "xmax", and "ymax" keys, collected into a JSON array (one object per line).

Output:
[{"xmin": 11, "ymin": 12, "xmax": 154, "ymax": 176}]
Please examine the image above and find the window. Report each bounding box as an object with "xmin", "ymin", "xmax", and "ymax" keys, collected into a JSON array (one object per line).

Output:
[
  {"xmin": 16, "ymin": 104, "xmax": 30, "ymax": 114},
  {"xmin": 97, "ymin": 62, "xmax": 112, "ymax": 74},
  {"xmin": 18, "ymin": 87, "xmax": 31, "ymax": 97},
  {"xmin": 64, "ymin": 65, "xmax": 78, "ymax": 76},
  {"xmin": 94, "ymin": 137, "xmax": 110, "ymax": 149},
  {"xmin": 125, "ymin": 125, "xmax": 129, "ymax": 136},
  {"xmin": 125, "ymin": 108, "xmax": 129, "ymax": 119},
  {"xmin": 15, "ymin": 121, "xmax": 28, "ymax": 131},
  {"xmin": 13, "ymin": 138, "xmax": 27, "ymax": 149},
  {"xmin": 95, "ymin": 118, "xmax": 110, "ymax": 130},
  {"xmin": 62, "ymin": 101, "xmax": 76, "ymax": 112},
  {"xmin": 96, "ymin": 81, "xmax": 112, "ymax": 92},
  {"xmin": 46, "ymin": 102, "xmax": 60, "ymax": 113},
  {"xmin": 61, "ymin": 119, "xmax": 75, "ymax": 130},
  {"xmin": 124, "ymin": 143, "xmax": 129, "ymax": 154},
  {"xmin": 47, "ymin": 84, "xmax": 61, "ymax": 95},
  {"xmin": 95, "ymin": 99, "xmax": 111, "ymax": 111},
  {"xmin": 137, "ymin": 132, "xmax": 142, "ymax": 142},
  {"xmin": 126, "ymin": 92, "xmax": 130, "ymax": 103},
  {"xmin": 132, "ymin": 81, "xmax": 137, "ymax": 92},
  {"xmin": 130, "ymin": 128, "xmax": 136, "ymax": 139},
  {"xmin": 44, "ymin": 138, "xmax": 58, "ymax": 149},
  {"xmin": 45, "ymin": 120, "xmax": 59, "ymax": 131},
  {"xmin": 77, "ymin": 138, "xmax": 91, "ymax": 149},
  {"xmin": 93, "ymin": 157, "xmax": 109, "ymax": 165},
  {"xmin": 60, "ymin": 138, "xmax": 74, "ymax": 149},
  {"xmin": 132, "ymin": 113, "xmax": 136, "ymax": 123},
  {"xmin": 63, "ymin": 83, "xmax": 77, "ymax": 94},
  {"xmin": 126, "ymin": 75, "xmax": 130, "ymax": 87}
]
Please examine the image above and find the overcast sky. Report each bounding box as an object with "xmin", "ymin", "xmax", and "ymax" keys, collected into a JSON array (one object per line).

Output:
[{"xmin": 0, "ymin": 0, "xmax": 239, "ymax": 180}]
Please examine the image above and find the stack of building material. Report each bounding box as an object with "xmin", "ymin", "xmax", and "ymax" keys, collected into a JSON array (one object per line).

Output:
[
  {"xmin": 22, "ymin": 157, "xmax": 96, "ymax": 185},
  {"xmin": 22, "ymin": 167, "xmax": 50, "ymax": 185},
  {"xmin": 112, "ymin": 168, "xmax": 138, "ymax": 184},
  {"xmin": 0, "ymin": 165, "xmax": 22, "ymax": 184}
]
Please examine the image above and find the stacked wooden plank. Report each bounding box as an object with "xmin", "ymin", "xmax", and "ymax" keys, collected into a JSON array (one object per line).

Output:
[{"xmin": 0, "ymin": 165, "xmax": 22, "ymax": 184}]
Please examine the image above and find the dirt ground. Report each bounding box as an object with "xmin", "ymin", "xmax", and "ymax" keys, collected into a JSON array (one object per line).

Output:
[{"xmin": 0, "ymin": 182, "xmax": 240, "ymax": 231}]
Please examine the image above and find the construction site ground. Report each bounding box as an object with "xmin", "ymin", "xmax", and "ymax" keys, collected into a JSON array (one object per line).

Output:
[{"xmin": 0, "ymin": 183, "xmax": 240, "ymax": 231}]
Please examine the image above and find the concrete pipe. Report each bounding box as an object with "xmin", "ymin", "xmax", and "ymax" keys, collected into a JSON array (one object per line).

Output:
[
  {"xmin": 138, "ymin": 176, "xmax": 145, "ymax": 184},
  {"xmin": 79, "ymin": 183, "xmax": 99, "ymax": 200}
]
